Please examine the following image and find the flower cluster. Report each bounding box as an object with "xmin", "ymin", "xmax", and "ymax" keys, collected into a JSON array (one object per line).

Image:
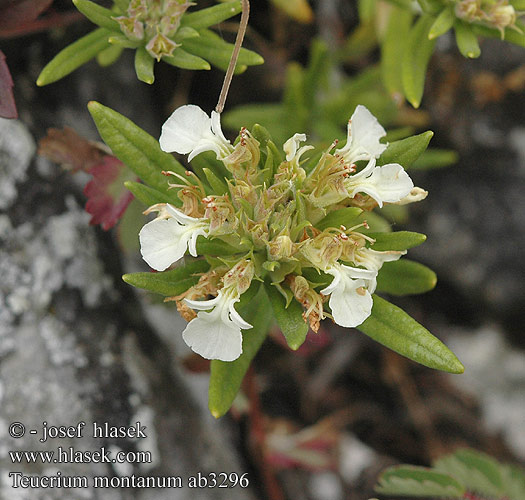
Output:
[
  {"xmin": 455, "ymin": 0, "xmax": 522, "ymax": 37},
  {"xmin": 139, "ymin": 104, "xmax": 427, "ymax": 361},
  {"xmin": 114, "ymin": 0, "xmax": 193, "ymax": 60}
]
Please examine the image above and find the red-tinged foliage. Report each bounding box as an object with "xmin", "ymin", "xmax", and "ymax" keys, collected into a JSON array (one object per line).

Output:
[
  {"xmin": 84, "ymin": 156, "xmax": 136, "ymax": 231},
  {"xmin": 39, "ymin": 127, "xmax": 137, "ymax": 230},
  {"xmin": 0, "ymin": 50, "xmax": 17, "ymax": 118},
  {"xmin": 38, "ymin": 126, "xmax": 106, "ymax": 172}
]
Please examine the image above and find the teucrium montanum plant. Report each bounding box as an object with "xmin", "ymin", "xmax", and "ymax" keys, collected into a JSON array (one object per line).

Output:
[{"xmin": 84, "ymin": 0, "xmax": 465, "ymax": 417}]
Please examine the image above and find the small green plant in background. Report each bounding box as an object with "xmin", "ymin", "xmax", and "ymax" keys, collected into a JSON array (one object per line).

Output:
[
  {"xmin": 375, "ymin": 448, "xmax": 525, "ymax": 499},
  {"xmin": 355, "ymin": 0, "xmax": 525, "ymax": 107},
  {"xmin": 36, "ymin": 0, "xmax": 263, "ymax": 85}
]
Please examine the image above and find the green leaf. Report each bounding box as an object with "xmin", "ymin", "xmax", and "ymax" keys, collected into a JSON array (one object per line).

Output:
[
  {"xmin": 183, "ymin": 29, "xmax": 263, "ymax": 73},
  {"xmin": 375, "ymin": 465, "xmax": 465, "ymax": 497},
  {"xmin": 454, "ymin": 20, "xmax": 481, "ymax": 58},
  {"xmin": 108, "ymin": 34, "xmax": 142, "ymax": 48},
  {"xmin": 376, "ymin": 259, "xmax": 437, "ymax": 296},
  {"xmin": 367, "ymin": 231, "xmax": 426, "ymax": 251},
  {"xmin": 113, "ymin": 0, "xmax": 129, "ymax": 13},
  {"xmin": 162, "ymin": 49, "xmax": 211, "ymax": 70},
  {"xmin": 181, "ymin": 0, "xmax": 242, "ymax": 29},
  {"xmin": 37, "ymin": 28, "xmax": 111, "ymax": 86},
  {"xmin": 123, "ymin": 259, "xmax": 210, "ymax": 296},
  {"xmin": 429, "ymin": 6, "xmax": 455, "ymax": 39},
  {"xmin": 124, "ymin": 181, "xmax": 181, "ymax": 208},
  {"xmin": 417, "ymin": 0, "xmax": 443, "ymax": 15},
  {"xmin": 501, "ymin": 464, "xmax": 525, "ymax": 500},
  {"xmin": 264, "ymin": 281, "xmax": 308, "ymax": 350},
  {"xmin": 358, "ymin": 295, "xmax": 464, "ymax": 373},
  {"xmin": 96, "ymin": 44, "xmax": 123, "ymax": 66},
  {"xmin": 72, "ymin": 0, "xmax": 121, "ymax": 31},
  {"xmin": 471, "ymin": 22, "xmax": 525, "ymax": 47},
  {"xmin": 433, "ymin": 448, "xmax": 505, "ymax": 498},
  {"xmin": 381, "ymin": 5, "xmax": 413, "ymax": 96},
  {"xmin": 209, "ymin": 284, "xmax": 273, "ymax": 418},
  {"xmin": 195, "ymin": 236, "xmax": 246, "ymax": 256},
  {"xmin": 315, "ymin": 207, "xmax": 363, "ymax": 230},
  {"xmin": 402, "ymin": 15, "xmax": 437, "ymax": 108},
  {"xmin": 357, "ymin": 211, "xmax": 392, "ymax": 233},
  {"xmin": 87, "ymin": 101, "xmax": 186, "ymax": 199},
  {"xmin": 134, "ymin": 46, "xmax": 155, "ymax": 84},
  {"xmin": 203, "ymin": 168, "xmax": 229, "ymax": 195},
  {"xmin": 411, "ymin": 148, "xmax": 458, "ymax": 170},
  {"xmin": 378, "ymin": 131, "xmax": 434, "ymax": 167}
]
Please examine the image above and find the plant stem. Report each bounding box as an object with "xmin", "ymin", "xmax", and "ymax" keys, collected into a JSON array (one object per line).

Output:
[{"xmin": 215, "ymin": 0, "xmax": 249, "ymax": 114}]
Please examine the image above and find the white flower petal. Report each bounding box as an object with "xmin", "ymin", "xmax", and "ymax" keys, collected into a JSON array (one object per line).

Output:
[
  {"xmin": 328, "ymin": 276, "xmax": 373, "ymax": 328},
  {"xmin": 336, "ymin": 105, "xmax": 387, "ymax": 164},
  {"xmin": 159, "ymin": 104, "xmax": 211, "ymax": 154},
  {"xmin": 284, "ymin": 133, "xmax": 307, "ymax": 161},
  {"xmin": 184, "ymin": 294, "xmax": 222, "ymax": 311},
  {"xmin": 346, "ymin": 163, "xmax": 413, "ymax": 207},
  {"xmin": 165, "ymin": 204, "xmax": 202, "ymax": 224},
  {"xmin": 229, "ymin": 300, "xmax": 253, "ymax": 329},
  {"xmin": 139, "ymin": 217, "xmax": 189, "ymax": 271},
  {"xmin": 211, "ymin": 111, "xmax": 229, "ymax": 143},
  {"xmin": 182, "ymin": 309, "xmax": 243, "ymax": 361},
  {"xmin": 321, "ymin": 264, "xmax": 375, "ymax": 327},
  {"xmin": 349, "ymin": 105, "xmax": 387, "ymax": 158}
]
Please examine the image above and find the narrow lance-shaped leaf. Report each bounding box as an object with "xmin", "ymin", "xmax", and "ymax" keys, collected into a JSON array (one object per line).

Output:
[
  {"xmin": 375, "ymin": 465, "xmax": 465, "ymax": 498},
  {"xmin": 402, "ymin": 15, "xmax": 437, "ymax": 108},
  {"xmin": 367, "ymin": 231, "xmax": 427, "ymax": 251},
  {"xmin": 203, "ymin": 168, "xmax": 229, "ymax": 195},
  {"xmin": 358, "ymin": 295, "xmax": 464, "ymax": 373},
  {"xmin": 381, "ymin": 5, "xmax": 413, "ymax": 97},
  {"xmin": 124, "ymin": 181, "xmax": 182, "ymax": 208},
  {"xmin": 375, "ymin": 259, "xmax": 437, "ymax": 296},
  {"xmin": 209, "ymin": 284, "xmax": 273, "ymax": 418},
  {"xmin": 123, "ymin": 259, "xmax": 210, "ymax": 296},
  {"xmin": 37, "ymin": 28, "xmax": 111, "ymax": 86},
  {"xmin": 72, "ymin": 0, "xmax": 121, "ymax": 31},
  {"xmin": 429, "ymin": 6, "xmax": 455, "ymax": 39},
  {"xmin": 97, "ymin": 44, "xmax": 123, "ymax": 67},
  {"xmin": 378, "ymin": 131, "xmax": 433, "ymax": 167},
  {"xmin": 181, "ymin": 0, "xmax": 242, "ymax": 29},
  {"xmin": 454, "ymin": 20, "xmax": 481, "ymax": 58},
  {"xmin": 134, "ymin": 46, "xmax": 155, "ymax": 84},
  {"xmin": 315, "ymin": 207, "xmax": 363, "ymax": 230},
  {"xmin": 162, "ymin": 49, "xmax": 211, "ymax": 71},
  {"xmin": 183, "ymin": 29, "xmax": 264, "ymax": 73},
  {"xmin": 87, "ymin": 101, "xmax": 187, "ymax": 200},
  {"xmin": 264, "ymin": 281, "xmax": 308, "ymax": 350}
]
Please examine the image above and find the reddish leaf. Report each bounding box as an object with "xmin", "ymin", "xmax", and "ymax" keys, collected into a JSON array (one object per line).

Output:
[
  {"xmin": 0, "ymin": 0, "xmax": 53, "ymax": 30},
  {"xmin": 84, "ymin": 156, "xmax": 136, "ymax": 230},
  {"xmin": 0, "ymin": 50, "xmax": 17, "ymax": 118},
  {"xmin": 38, "ymin": 126, "xmax": 105, "ymax": 172}
]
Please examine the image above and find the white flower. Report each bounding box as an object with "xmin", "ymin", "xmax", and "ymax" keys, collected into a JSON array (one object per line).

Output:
[
  {"xmin": 183, "ymin": 286, "xmax": 252, "ymax": 361},
  {"xmin": 321, "ymin": 263, "xmax": 376, "ymax": 328},
  {"xmin": 139, "ymin": 204, "xmax": 209, "ymax": 271},
  {"xmin": 283, "ymin": 133, "xmax": 314, "ymax": 163},
  {"xmin": 344, "ymin": 160, "xmax": 414, "ymax": 208},
  {"xmin": 159, "ymin": 104, "xmax": 234, "ymax": 161},
  {"xmin": 335, "ymin": 105, "xmax": 388, "ymax": 164},
  {"xmin": 353, "ymin": 247, "xmax": 406, "ymax": 293}
]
